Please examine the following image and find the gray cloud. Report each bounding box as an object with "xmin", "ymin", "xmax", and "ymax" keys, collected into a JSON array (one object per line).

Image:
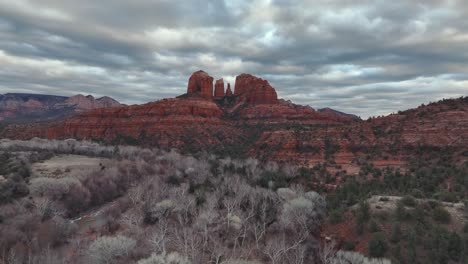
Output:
[{"xmin": 0, "ymin": 0, "xmax": 467, "ymax": 118}]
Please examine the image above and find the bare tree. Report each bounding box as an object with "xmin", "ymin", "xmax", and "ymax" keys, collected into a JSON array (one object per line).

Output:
[
  {"xmin": 137, "ymin": 252, "xmax": 191, "ymax": 264},
  {"xmin": 87, "ymin": 235, "xmax": 136, "ymax": 264},
  {"xmin": 148, "ymin": 219, "xmax": 170, "ymax": 254},
  {"xmin": 262, "ymin": 233, "xmax": 305, "ymax": 264},
  {"xmin": 328, "ymin": 251, "xmax": 392, "ymax": 264},
  {"xmin": 128, "ymin": 184, "xmax": 145, "ymax": 206},
  {"xmin": 171, "ymin": 226, "xmax": 201, "ymax": 261},
  {"xmin": 319, "ymin": 240, "xmax": 337, "ymax": 264},
  {"xmin": 194, "ymin": 196, "xmax": 219, "ymax": 252}
]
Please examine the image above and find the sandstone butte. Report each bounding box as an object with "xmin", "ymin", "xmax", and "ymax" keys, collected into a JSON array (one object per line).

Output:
[{"xmin": 1, "ymin": 71, "xmax": 467, "ymax": 169}]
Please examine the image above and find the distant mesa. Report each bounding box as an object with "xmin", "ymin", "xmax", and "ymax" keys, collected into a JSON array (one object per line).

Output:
[
  {"xmin": 186, "ymin": 70, "xmax": 278, "ymax": 104},
  {"xmin": 58, "ymin": 94, "xmax": 121, "ymax": 112},
  {"xmin": 0, "ymin": 93, "xmax": 122, "ymax": 123}
]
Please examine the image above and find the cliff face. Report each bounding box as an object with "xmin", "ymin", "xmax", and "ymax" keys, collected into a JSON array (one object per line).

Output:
[
  {"xmin": 3, "ymin": 97, "xmax": 237, "ymax": 150},
  {"xmin": 214, "ymin": 79, "xmax": 225, "ymax": 99},
  {"xmin": 250, "ymin": 98, "xmax": 468, "ymax": 167},
  {"xmin": 187, "ymin": 71, "xmax": 214, "ymax": 100},
  {"xmin": 234, "ymin": 73, "xmax": 278, "ymax": 104},
  {"xmin": 1, "ymin": 71, "xmax": 467, "ymax": 169}
]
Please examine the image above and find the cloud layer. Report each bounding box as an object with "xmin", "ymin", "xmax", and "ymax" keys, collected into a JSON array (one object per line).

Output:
[{"xmin": 0, "ymin": 0, "xmax": 467, "ymax": 117}]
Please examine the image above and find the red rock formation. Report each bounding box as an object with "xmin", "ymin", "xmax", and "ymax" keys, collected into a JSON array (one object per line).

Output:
[
  {"xmin": 234, "ymin": 73, "xmax": 278, "ymax": 104},
  {"xmin": 237, "ymin": 100, "xmax": 353, "ymax": 125},
  {"xmin": 226, "ymin": 83, "xmax": 233, "ymax": 96},
  {"xmin": 214, "ymin": 79, "xmax": 225, "ymax": 99},
  {"xmin": 318, "ymin": 107, "xmax": 360, "ymax": 121},
  {"xmin": 3, "ymin": 71, "xmax": 467, "ymax": 173},
  {"xmin": 1, "ymin": 97, "xmax": 241, "ymax": 150},
  {"xmin": 187, "ymin": 70, "xmax": 213, "ymax": 100}
]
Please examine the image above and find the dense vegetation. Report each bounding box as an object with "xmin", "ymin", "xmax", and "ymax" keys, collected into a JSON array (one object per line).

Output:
[
  {"xmin": 0, "ymin": 139, "xmax": 390, "ymax": 264},
  {"xmin": 0, "ymin": 138, "xmax": 466, "ymax": 263},
  {"xmin": 324, "ymin": 148, "xmax": 468, "ymax": 264}
]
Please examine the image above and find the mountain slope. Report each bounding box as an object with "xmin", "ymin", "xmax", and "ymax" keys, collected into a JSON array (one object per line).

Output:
[
  {"xmin": 318, "ymin": 107, "xmax": 361, "ymax": 121},
  {"xmin": 0, "ymin": 93, "xmax": 122, "ymax": 123}
]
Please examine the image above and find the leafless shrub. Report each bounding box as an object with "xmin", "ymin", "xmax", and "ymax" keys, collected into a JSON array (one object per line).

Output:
[
  {"xmin": 277, "ymin": 188, "xmax": 298, "ymax": 201},
  {"xmin": 35, "ymin": 197, "xmax": 63, "ymax": 220},
  {"xmin": 0, "ymin": 227, "xmax": 26, "ymax": 257},
  {"xmin": 30, "ymin": 177, "xmax": 81, "ymax": 199},
  {"xmin": 281, "ymin": 164, "xmax": 298, "ymax": 179},
  {"xmin": 29, "ymin": 246, "xmax": 64, "ymax": 264},
  {"xmin": 244, "ymin": 158, "xmax": 260, "ymax": 179},
  {"xmin": 128, "ymin": 185, "xmax": 145, "ymax": 206},
  {"xmin": 222, "ymin": 260, "xmax": 262, "ymax": 264},
  {"xmin": 137, "ymin": 252, "xmax": 191, "ymax": 264},
  {"xmin": 264, "ymin": 161, "xmax": 279, "ymax": 172},
  {"xmin": 144, "ymin": 199, "xmax": 175, "ymax": 225},
  {"xmin": 319, "ymin": 240, "xmax": 337, "ymax": 264},
  {"xmin": 62, "ymin": 182, "xmax": 91, "ymax": 215},
  {"xmin": 37, "ymin": 216, "xmax": 77, "ymax": 247},
  {"xmin": 88, "ymin": 235, "xmax": 136, "ymax": 264},
  {"xmin": 262, "ymin": 234, "xmax": 305, "ymax": 264},
  {"xmin": 279, "ymin": 191, "xmax": 326, "ymax": 234},
  {"xmin": 328, "ymin": 251, "xmax": 392, "ymax": 264},
  {"xmin": 148, "ymin": 220, "xmax": 170, "ymax": 253},
  {"xmin": 0, "ymin": 138, "xmax": 160, "ymax": 158},
  {"xmin": 0, "ymin": 139, "xmax": 336, "ymax": 264}
]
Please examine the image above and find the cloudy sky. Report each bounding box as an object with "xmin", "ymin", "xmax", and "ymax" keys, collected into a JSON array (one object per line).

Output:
[{"xmin": 0, "ymin": 0, "xmax": 467, "ymax": 117}]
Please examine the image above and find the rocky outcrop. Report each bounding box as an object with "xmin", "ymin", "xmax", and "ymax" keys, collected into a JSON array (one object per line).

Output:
[
  {"xmin": 187, "ymin": 71, "xmax": 214, "ymax": 99},
  {"xmin": 226, "ymin": 83, "xmax": 233, "ymax": 96},
  {"xmin": 234, "ymin": 74, "xmax": 278, "ymax": 104},
  {"xmin": 214, "ymin": 79, "xmax": 225, "ymax": 99},
  {"xmin": 186, "ymin": 71, "xmax": 277, "ymax": 104}
]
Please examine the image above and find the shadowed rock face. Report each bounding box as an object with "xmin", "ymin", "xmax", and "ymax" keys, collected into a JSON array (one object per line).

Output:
[
  {"xmin": 226, "ymin": 83, "xmax": 233, "ymax": 96},
  {"xmin": 234, "ymin": 73, "xmax": 278, "ymax": 104},
  {"xmin": 187, "ymin": 70, "xmax": 214, "ymax": 99},
  {"xmin": 214, "ymin": 79, "xmax": 225, "ymax": 99}
]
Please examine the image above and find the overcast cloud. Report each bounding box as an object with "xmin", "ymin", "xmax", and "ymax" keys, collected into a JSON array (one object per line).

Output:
[{"xmin": 0, "ymin": 0, "xmax": 467, "ymax": 117}]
